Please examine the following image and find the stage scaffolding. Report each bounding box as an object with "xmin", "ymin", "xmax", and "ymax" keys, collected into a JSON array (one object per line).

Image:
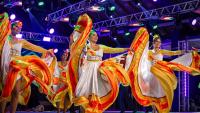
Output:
[{"xmin": 178, "ymin": 37, "xmax": 200, "ymax": 112}]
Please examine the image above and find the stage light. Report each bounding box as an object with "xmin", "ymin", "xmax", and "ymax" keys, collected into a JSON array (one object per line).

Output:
[
  {"xmin": 100, "ymin": 0, "xmax": 106, "ymax": 2},
  {"xmin": 160, "ymin": 16, "xmax": 174, "ymax": 21},
  {"xmin": 62, "ymin": 17, "xmax": 69, "ymax": 22},
  {"xmin": 38, "ymin": 1, "xmax": 44, "ymax": 6},
  {"xmin": 16, "ymin": 34, "xmax": 22, "ymax": 39},
  {"xmin": 43, "ymin": 36, "xmax": 51, "ymax": 42},
  {"xmin": 198, "ymin": 82, "xmax": 200, "ymax": 89},
  {"xmin": 153, "ymin": 25, "xmax": 158, "ymax": 29},
  {"xmin": 150, "ymin": 32, "xmax": 153, "ymax": 36},
  {"xmin": 45, "ymin": 16, "xmax": 48, "ymax": 21},
  {"xmin": 101, "ymin": 29, "xmax": 110, "ymax": 32},
  {"xmin": 110, "ymin": 15, "xmax": 113, "ymax": 18},
  {"xmin": 125, "ymin": 32, "xmax": 130, "ymax": 36},
  {"xmin": 153, "ymin": 0, "xmax": 157, "ymax": 2},
  {"xmin": 26, "ymin": 8, "xmax": 30, "ymax": 12},
  {"xmin": 192, "ymin": 19, "xmax": 197, "ymax": 25},
  {"xmin": 16, "ymin": 1, "xmax": 22, "ymax": 6},
  {"xmin": 109, "ymin": 6, "xmax": 116, "ymax": 11},
  {"xmin": 129, "ymin": 22, "xmax": 144, "ymax": 27},
  {"xmin": 54, "ymin": 49, "xmax": 58, "ymax": 53},
  {"xmin": 113, "ymin": 38, "xmax": 117, "ymax": 40},
  {"xmin": 137, "ymin": 3, "xmax": 141, "ymax": 6},
  {"xmin": 49, "ymin": 28, "xmax": 54, "ymax": 34},
  {"xmin": 10, "ymin": 14, "xmax": 16, "ymax": 20},
  {"xmin": 89, "ymin": 6, "xmax": 104, "ymax": 12}
]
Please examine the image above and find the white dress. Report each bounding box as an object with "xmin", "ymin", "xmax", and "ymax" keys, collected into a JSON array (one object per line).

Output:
[
  {"xmin": 137, "ymin": 44, "xmax": 165, "ymax": 98},
  {"xmin": 1, "ymin": 39, "xmax": 23, "ymax": 84},
  {"xmin": 75, "ymin": 46, "xmax": 111, "ymax": 98}
]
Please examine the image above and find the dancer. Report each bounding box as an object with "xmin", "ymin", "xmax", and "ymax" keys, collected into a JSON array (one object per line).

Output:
[
  {"xmin": 147, "ymin": 34, "xmax": 184, "ymax": 113},
  {"xmin": 63, "ymin": 13, "xmax": 130, "ymax": 113},
  {"xmin": 74, "ymin": 29, "xmax": 130, "ymax": 113},
  {"xmin": 126, "ymin": 31, "xmax": 200, "ymax": 113},
  {"xmin": 0, "ymin": 13, "xmax": 53, "ymax": 113},
  {"xmin": 45, "ymin": 49, "xmax": 73, "ymax": 113}
]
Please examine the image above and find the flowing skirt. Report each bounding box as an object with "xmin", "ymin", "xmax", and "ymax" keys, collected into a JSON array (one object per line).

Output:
[{"xmin": 76, "ymin": 61, "xmax": 111, "ymax": 98}]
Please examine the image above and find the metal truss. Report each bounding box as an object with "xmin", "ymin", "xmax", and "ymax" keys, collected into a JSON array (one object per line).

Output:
[
  {"xmin": 93, "ymin": 0, "xmax": 200, "ymax": 30},
  {"xmin": 3, "ymin": 0, "xmax": 22, "ymax": 8},
  {"xmin": 178, "ymin": 40, "xmax": 189, "ymax": 112},
  {"xmin": 21, "ymin": 31, "xmax": 69, "ymax": 44},
  {"xmin": 46, "ymin": 0, "xmax": 102, "ymax": 22}
]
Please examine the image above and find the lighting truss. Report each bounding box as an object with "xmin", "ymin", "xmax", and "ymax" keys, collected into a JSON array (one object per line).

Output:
[
  {"xmin": 3, "ymin": 0, "xmax": 22, "ymax": 8},
  {"xmin": 93, "ymin": 0, "xmax": 200, "ymax": 30},
  {"xmin": 21, "ymin": 31, "xmax": 69, "ymax": 43},
  {"xmin": 46, "ymin": 0, "xmax": 103, "ymax": 22}
]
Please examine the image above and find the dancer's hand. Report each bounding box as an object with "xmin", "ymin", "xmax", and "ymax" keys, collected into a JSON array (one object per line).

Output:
[
  {"xmin": 128, "ymin": 48, "xmax": 134, "ymax": 52},
  {"xmin": 46, "ymin": 49, "xmax": 55, "ymax": 57}
]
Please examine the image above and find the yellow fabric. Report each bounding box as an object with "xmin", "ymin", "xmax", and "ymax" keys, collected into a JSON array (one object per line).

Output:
[
  {"xmin": 100, "ymin": 45, "xmax": 127, "ymax": 54},
  {"xmin": 65, "ymin": 13, "xmax": 93, "ymax": 110},
  {"xmin": 21, "ymin": 40, "xmax": 47, "ymax": 54},
  {"xmin": 160, "ymin": 50, "xmax": 182, "ymax": 56},
  {"xmin": 151, "ymin": 61, "xmax": 177, "ymax": 113},
  {"xmin": 0, "ymin": 13, "xmax": 11, "ymax": 51},
  {"xmin": 148, "ymin": 49, "xmax": 182, "ymax": 61},
  {"xmin": 0, "ymin": 55, "xmax": 53, "ymax": 105}
]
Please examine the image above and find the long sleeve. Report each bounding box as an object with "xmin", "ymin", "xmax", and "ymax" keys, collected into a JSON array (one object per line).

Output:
[
  {"xmin": 161, "ymin": 49, "xmax": 182, "ymax": 56},
  {"xmin": 148, "ymin": 50, "xmax": 154, "ymax": 61},
  {"xmin": 21, "ymin": 40, "xmax": 47, "ymax": 53},
  {"xmin": 100, "ymin": 44, "xmax": 127, "ymax": 54}
]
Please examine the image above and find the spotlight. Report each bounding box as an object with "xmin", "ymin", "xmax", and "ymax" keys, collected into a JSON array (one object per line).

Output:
[
  {"xmin": 16, "ymin": 1, "xmax": 22, "ymax": 6},
  {"xmin": 100, "ymin": 0, "xmax": 106, "ymax": 2},
  {"xmin": 153, "ymin": 0, "xmax": 157, "ymax": 2},
  {"xmin": 16, "ymin": 34, "xmax": 22, "ymax": 39},
  {"xmin": 38, "ymin": 1, "xmax": 44, "ymax": 6},
  {"xmin": 137, "ymin": 3, "xmax": 141, "ymax": 6},
  {"xmin": 61, "ymin": 17, "xmax": 69, "ymax": 22},
  {"xmin": 45, "ymin": 16, "xmax": 48, "ymax": 21},
  {"xmin": 153, "ymin": 25, "xmax": 158, "ymax": 29},
  {"xmin": 89, "ymin": 6, "xmax": 104, "ymax": 12},
  {"xmin": 18, "ymin": 1, "xmax": 23, "ymax": 6},
  {"xmin": 54, "ymin": 49, "xmax": 58, "ymax": 53},
  {"xmin": 129, "ymin": 22, "xmax": 144, "ymax": 26},
  {"xmin": 109, "ymin": 6, "xmax": 116, "ymax": 11},
  {"xmin": 43, "ymin": 36, "xmax": 51, "ymax": 42},
  {"xmin": 26, "ymin": 8, "xmax": 30, "ymax": 12},
  {"xmin": 192, "ymin": 19, "xmax": 197, "ymax": 26},
  {"xmin": 113, "ymin": 38, "xmax": 117, "ymax": 40},
  {"xmin": 160, "ymin": 16, "xmax": 174, "ymax": 21},
  {"xmin": 110, "ymin": 15, "xmax": 113, "ymax": 18},
  {"xmin": 49, "ymin": 28, "xmax": 54, "ymax": 34},
  {"xmin": 10, "ymin": 14, "xmax": 16, "ymax": 20},
  {"xmin": 101, "ymin": 29, "xmax": 110, "ymax": 33},
  {"xmin": 125, "ymin": 32, "xmax": 130, "ymax": 36}
]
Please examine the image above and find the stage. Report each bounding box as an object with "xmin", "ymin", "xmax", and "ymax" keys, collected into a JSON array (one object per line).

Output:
[{"xmin": 15, "ymin": 111, "xmax": 200, "ymax": 113}]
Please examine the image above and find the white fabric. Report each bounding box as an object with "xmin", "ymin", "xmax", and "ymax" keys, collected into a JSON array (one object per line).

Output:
[
  {"xmin": 42, "ymin": 56, "xmax": 62, "ymax": 92},
  {"xmin": 75, "ymin": 47, "xmax": 111, "ymax": 98},
  {"xmin": 171, "ymin": 53, "xmax": 192, "ymax": 67},
  {"xmin": 73, "ymin": 31, "xmax": 81, "ymax": 42},
  {"xmin": 151, "ymin": 49, "xmax": 163, "ymax": 61},
  {"xmin": 125, "ymin": 53, "xmax": 134, "ymax": 71},
  {"xmin": 137, "ymin": 43, "xmax": 165, "ymax": 98},
  {"xmin": 1, "ymin": 39, "xmax": 22, "ymax": 84}
]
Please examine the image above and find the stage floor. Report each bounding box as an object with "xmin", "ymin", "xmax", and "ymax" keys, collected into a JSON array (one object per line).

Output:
[{"xmin": 15, "ymin": 111, "xmax": 200, "ymax": 113}]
